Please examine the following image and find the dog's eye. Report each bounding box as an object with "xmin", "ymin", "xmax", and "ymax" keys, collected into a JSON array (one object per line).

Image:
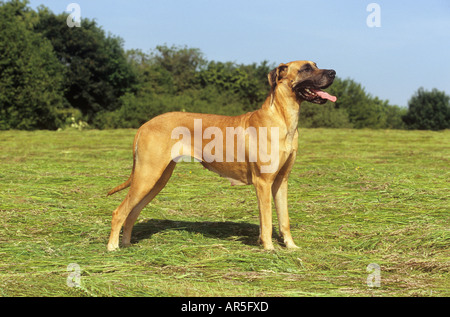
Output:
[{"xmin": 300, "ymin": 65, "xmax": 312, "ymax": 73}]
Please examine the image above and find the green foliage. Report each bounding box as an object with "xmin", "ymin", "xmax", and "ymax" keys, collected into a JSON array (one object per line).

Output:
[
  {"xmin": 34, "ymin": 6, "xmax": 138, "ymax": 122},
  {"xmin": 197, "ymin": 60, "xmax": 272, "ymax": 112},
  {"xmin": 382, "ymin": 103, "xmax": 407, "ymax": 130},
  {"xmin": 299, "ymin": 103, "xmax": 352, "ymax": 128},
  {"xmin": 325, "ymin": 77, "xmax": 404, "ymax": 129},
  {"xmin": 153, "ymin": 45, "xmax": 206, "ymax": 93},
  {"xmin": 95, "ymin": 92, "xmax": 179, "ymax": 129},
  {"xmin": 95, "ymin": 46, "xmax": 272, "ymax": 129},
  {"xmin": 300, "ymin": 78, "xmax": 407, "ymax": 129},
  {"xmin": 0, "ymin": 0, "xmax": 64, "ymax": 130},
  {"xmin": 0, "ymin": 1, "xmax": 446, "ymax": 131},
  {"xmin": 402, "ymin": 88, "xmax": 450, "ymax": 130}
]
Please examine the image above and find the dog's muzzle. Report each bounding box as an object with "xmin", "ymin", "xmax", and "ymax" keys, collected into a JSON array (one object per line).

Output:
[{"xmin": 293, "ymin": 70, "xmax": 337, "ymax": 104}]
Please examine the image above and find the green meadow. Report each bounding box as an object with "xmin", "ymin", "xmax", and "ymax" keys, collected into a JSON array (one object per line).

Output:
[{"xmin": 0, "ymin": 128, "xmax": 448, "ymax": 296}]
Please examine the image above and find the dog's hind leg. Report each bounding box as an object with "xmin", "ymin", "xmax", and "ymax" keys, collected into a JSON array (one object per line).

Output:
[
  {"xmin": 107, "ymin": 192, "xmax": 141, "ymax": 251},
  {"xmin": 107, "ymin": 154, "xmax": 176, "ymax": 251},
  {"xmin": 121, "ymin": 161, "xmax": 176, "ymax": 247}
]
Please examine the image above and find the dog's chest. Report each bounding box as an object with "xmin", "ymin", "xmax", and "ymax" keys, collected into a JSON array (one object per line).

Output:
[{"xmin": 278, "ymin": 125, "xmax": 298, "ymax": 154}]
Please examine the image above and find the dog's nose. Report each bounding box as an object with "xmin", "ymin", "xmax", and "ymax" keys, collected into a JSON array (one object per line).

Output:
[{"xmin": 328, "ymin": 70, "xmax": 336, "ymax": 78}]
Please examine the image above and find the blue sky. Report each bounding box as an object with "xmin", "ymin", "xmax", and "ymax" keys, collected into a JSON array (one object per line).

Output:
[{"xmin": 28, "ymin": 0, "xmax": 450, "ymax": 107}]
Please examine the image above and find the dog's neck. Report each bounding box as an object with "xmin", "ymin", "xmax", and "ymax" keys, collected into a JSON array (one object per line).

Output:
[{"xmin": 262, "ymin": 83, "xmax": 301, "ymax": 135}]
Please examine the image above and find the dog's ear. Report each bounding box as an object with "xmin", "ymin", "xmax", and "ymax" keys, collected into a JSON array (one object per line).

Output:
[
  {"xmin": 268, "ymin": 63, "xmax": 288, "ymax": 105},
  {"xmin": 268, "ymin": 63, "xmax": 288, "ymax": 91}
]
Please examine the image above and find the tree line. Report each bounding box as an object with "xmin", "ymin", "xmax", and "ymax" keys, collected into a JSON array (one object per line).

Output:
[{"xmin": 1, "ymin": 0, "xmax": 449, "ymax": 131}]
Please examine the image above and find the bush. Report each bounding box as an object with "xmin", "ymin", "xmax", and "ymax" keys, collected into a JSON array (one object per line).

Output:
[
  {"xmin": 35, "ymin": 6, "xmax": 138, "ymax": 122},
  {"xmin": 94, "ymin": 87, "xmax": 249, "ymax": 129},
  {"xmin": 402, "ymin": 88, "xmax": 450, "ymax": 130},
  {"xmin": 2, "ymin": 2, "xmax": 444, "ymax": 131},
  {"xmin": 299, "ymin": 103, "xmax": 352, "ymax": 128},
  {"xmin": 0, "ymin": 0, "xmax": 64, "ymax": 130}
]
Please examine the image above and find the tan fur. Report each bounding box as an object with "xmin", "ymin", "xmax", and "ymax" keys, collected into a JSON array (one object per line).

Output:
[{"xmin": 107, "ymin": 61, "xmax": 335, "ymax": 251}]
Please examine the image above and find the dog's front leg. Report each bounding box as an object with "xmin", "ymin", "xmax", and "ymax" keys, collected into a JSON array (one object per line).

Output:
[
  {"xmin": 272, "ymin": 178, "xmax": 299, "ymax": 249},
  {"xmin": 254, "ymin": 179, "xmax": 274, "ymax": 250}
]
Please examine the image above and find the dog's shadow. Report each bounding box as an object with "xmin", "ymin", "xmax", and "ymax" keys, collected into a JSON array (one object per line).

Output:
[{"xmin": 131, "ymin": 219, "xmax": 282, "ymax": 247}]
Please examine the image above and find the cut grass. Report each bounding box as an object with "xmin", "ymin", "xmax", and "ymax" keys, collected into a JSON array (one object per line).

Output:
[{"xmin": 0, "ymin": 128, "xmax": 448, "ymax": 297}]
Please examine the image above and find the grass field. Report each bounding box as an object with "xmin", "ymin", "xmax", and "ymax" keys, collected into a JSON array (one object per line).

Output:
[{"xmin": 0, "ymin": 128, "xmax": 448, "ymax": 297}]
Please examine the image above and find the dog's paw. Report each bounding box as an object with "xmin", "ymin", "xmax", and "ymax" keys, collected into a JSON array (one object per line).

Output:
[
  {"xmin": 107, "ymin": 244, "xmax": 119, "ymax": 251},
  {"xmin": 257, "ymin": 237, "xmax": 275, "ymax": 251},
  {"xmin": 285, "ymin": 241, "xmax": 300, "ymax": 249}
]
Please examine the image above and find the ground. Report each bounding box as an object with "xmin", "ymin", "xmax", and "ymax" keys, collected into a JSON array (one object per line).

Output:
[{"xmin": 0, "ymin": 128, "xmax": 448, "ymax": 296}]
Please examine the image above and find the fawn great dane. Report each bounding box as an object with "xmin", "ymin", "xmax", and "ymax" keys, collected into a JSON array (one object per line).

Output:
[{"xmin": 107, "ymin": 61, "xmax": 336, "ymax": 251}]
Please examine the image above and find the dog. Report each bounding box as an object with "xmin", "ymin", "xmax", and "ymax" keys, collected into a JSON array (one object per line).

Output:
[{"xmin": 106, "ymin": 61, "xmax": 336, "ymax": 251}]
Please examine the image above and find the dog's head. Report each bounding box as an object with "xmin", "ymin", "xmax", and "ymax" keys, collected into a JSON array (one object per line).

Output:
[{"xmin": 268, "ymin": 61, "xmax": 337, "ymax": 104}]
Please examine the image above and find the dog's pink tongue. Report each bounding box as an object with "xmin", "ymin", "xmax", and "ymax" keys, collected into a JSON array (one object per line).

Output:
[{"xmin": 313, "ymin": 89, "xmax": 337, "ymax": 102}]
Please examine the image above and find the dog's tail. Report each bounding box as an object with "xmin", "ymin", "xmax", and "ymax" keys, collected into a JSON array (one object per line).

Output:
[
  {"xmin": 107, "ymin": 177, "xmax": 132, "ymax": 196},
  {"xmin": 107, "ymin": 130, "xmax": 140, "ymax": 196}
]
